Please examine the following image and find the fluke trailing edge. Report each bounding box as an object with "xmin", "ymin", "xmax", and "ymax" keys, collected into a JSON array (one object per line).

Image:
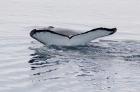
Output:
[{"xmin": 30, "ymin": 26, "xmax": 117, "ymax": 46}]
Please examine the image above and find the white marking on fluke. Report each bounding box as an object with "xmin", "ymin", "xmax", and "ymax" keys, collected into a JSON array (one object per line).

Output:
[{"xmin": 30, "ymin": 26, "xmax": 117, "ymax": 46}]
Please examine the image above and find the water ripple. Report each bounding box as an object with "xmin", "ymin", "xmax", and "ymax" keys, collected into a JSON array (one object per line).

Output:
[{"xmin": 27, "ymin": 40, "xmax": 140, "ymax": 91}]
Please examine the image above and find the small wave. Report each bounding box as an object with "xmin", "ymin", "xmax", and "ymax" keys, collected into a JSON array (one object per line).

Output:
[
  {"xmin": 28, "ymin": 39, "xmax": 140, "ymax": 91},
  {"xmin": 28, "ymin": 40, "xmax": 140, "ymax": 80},
  {"xmin": 29, "ymin": 40, "xmax": 140, "ymax": 64}
]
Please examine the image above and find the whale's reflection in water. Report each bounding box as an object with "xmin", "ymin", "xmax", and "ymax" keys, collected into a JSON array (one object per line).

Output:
[{"xmin": 29, "ymin": 40, "xmax": 140, "ymax": 91}]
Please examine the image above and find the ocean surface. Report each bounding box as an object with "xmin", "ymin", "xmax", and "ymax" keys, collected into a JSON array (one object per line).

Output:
[{"xmin": 0, "ymin": 0, "xmax": 140, "ymax": 92}]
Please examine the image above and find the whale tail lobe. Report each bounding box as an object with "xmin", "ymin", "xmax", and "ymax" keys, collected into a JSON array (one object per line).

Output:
[{"xmin": 30, "ymin": 27, "xmax": 117, "ymax": 46}]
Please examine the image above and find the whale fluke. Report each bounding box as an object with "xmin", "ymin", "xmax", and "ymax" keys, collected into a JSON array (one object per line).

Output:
[{"xmin": 30, "ymin": 26, "xmax": 117, "ymax": 46}]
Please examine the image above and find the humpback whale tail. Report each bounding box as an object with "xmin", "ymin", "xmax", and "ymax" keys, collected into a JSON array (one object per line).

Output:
[{"xmin": 30, "ymin": 26, "xmax": 117, "ymax": 46}]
